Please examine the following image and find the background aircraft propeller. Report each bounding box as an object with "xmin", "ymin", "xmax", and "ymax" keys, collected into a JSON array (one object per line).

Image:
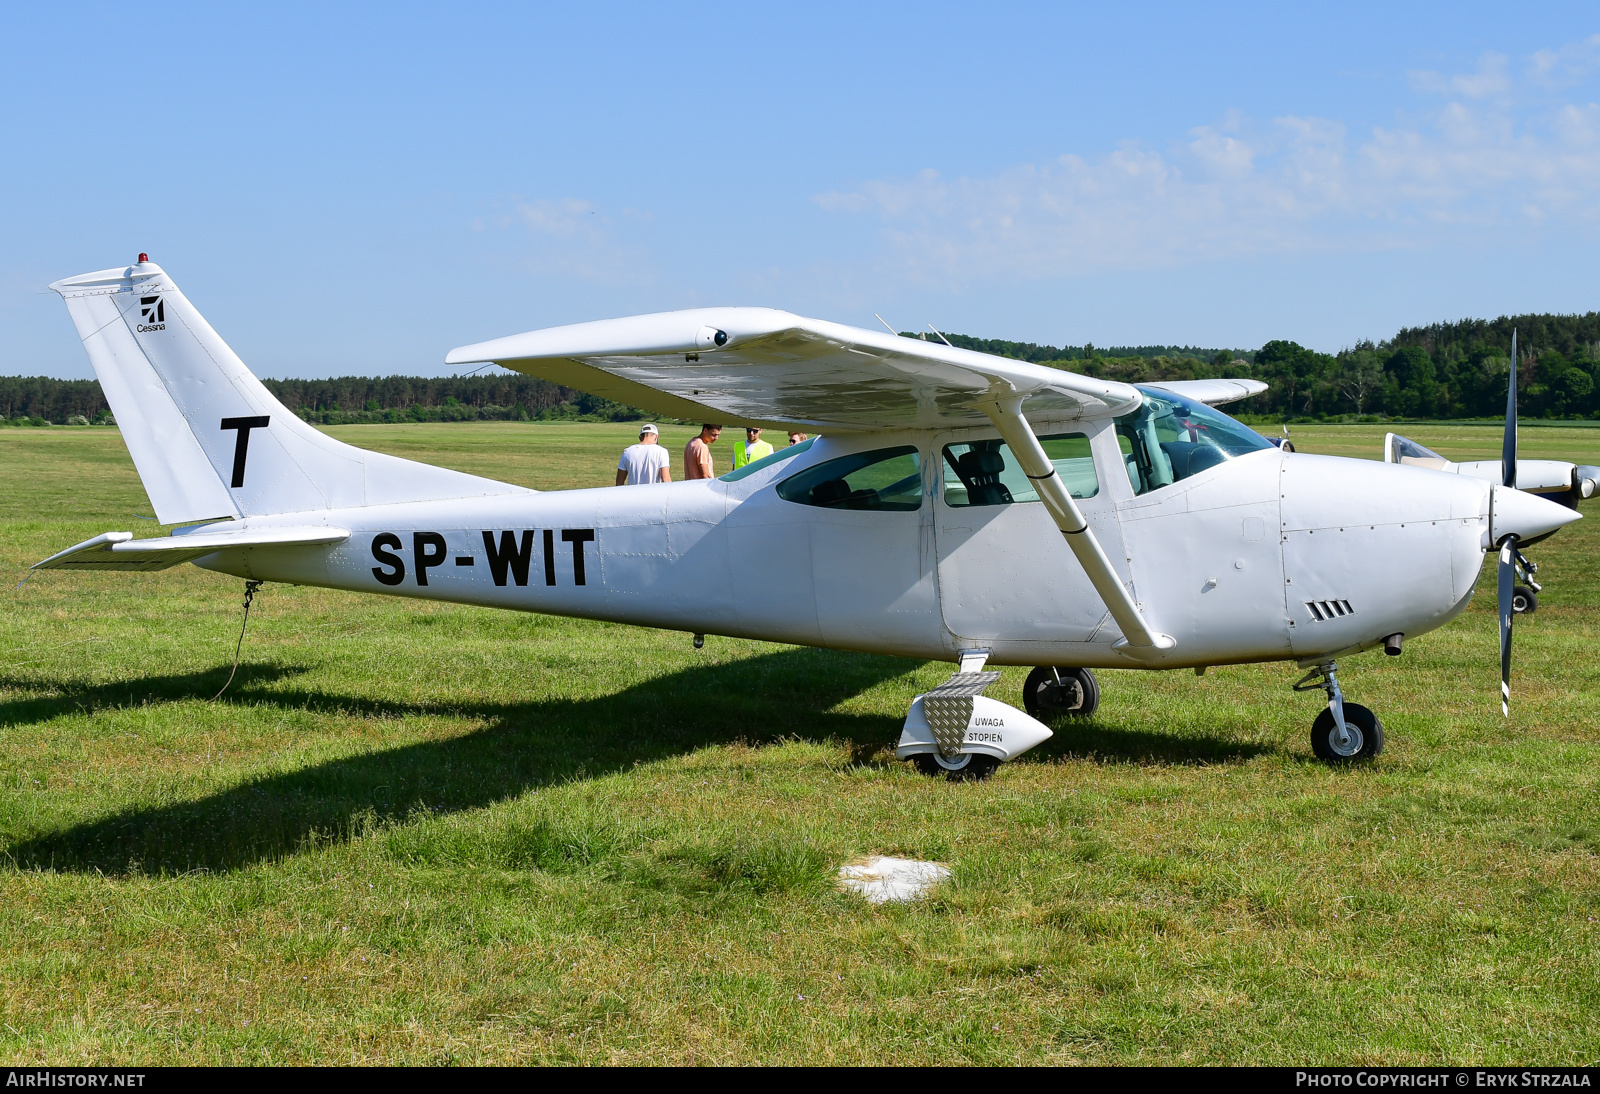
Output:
[
  {"xmin": 1499, "ymin": 329, "xmax": 1518, "ymax": 716},
  {"xmin": 1499, "ymin": 534, "xmax": 1516, "ymax": 717}
]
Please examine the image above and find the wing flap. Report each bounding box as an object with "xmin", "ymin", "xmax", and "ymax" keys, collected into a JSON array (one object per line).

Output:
[
  {"xmin": 448, "ymin": 309, "xmax": 1142, "ymax": 431},
  {"xmin": 33, "ymin": 526, "xmax": 350, "ymax": 572}
]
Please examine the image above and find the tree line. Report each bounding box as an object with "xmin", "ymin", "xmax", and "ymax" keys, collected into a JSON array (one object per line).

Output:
[
  {"xmin": 924, "ymin": 312, "xmax": 1600, "ymax": 420},
  {"xmin": 0, "ymin": 373, "xmax": 644, "ymax": 426},
  {"xmin": 6, "ymin": 310, "xmax": 1599, "ymax": 424}
]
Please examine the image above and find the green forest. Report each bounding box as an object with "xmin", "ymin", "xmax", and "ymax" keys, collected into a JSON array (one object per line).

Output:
[
  {"xmin": 0, "ymin": 374, "xmax": 645, "ymax": 427},
  {"xmin": 923, "ymin": 310, "xmax": 1600, "ymax": 421},
  {"xmin": 5, "ymin": 311, "xmax": 1599, "ymax": 426}
]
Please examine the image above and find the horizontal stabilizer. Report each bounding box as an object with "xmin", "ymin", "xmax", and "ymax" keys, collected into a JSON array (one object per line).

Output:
[
  {"xmin": 1142, "ymin": 378, "xmax": 1267, "ymax": 407},
  {"xmin": 448, "ymin": 308, "xmax": 1142, "ymax": 431},
  {"xmin": 33, "ymin": 526, "xmax": 349, "ymax": 572}
]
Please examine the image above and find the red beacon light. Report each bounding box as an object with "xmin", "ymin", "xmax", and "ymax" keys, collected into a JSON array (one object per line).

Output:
[{"xmin": 137, "ymin": 253, "xmax": 149, "ymax": 263}]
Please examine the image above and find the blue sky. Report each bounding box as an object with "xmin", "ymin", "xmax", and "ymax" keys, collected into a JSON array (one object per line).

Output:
[{"xmin": 4, "ymin": 2, "xmax": 1599, "ymax": 379}]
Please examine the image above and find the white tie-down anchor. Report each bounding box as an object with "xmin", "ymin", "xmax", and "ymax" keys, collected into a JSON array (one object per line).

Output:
[{"xmin": 896, "ymin": 651, "xmax": 1053, "ymax": 771}]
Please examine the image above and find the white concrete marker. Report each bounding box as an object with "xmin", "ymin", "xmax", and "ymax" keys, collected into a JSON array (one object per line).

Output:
[{"xmin": 837, "ymin": 856, "xmax": 951, "ymax": 904}]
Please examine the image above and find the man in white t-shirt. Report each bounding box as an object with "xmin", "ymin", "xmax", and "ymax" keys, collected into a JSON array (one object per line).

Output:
[{"xmin": 616, "ymin": 424, "xmax": 673, "ymax": 485}]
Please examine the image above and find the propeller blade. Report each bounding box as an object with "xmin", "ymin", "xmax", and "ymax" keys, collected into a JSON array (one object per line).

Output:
[
  {"xmin": 1503, "ymin": 329, "xmax": 1518, "ymax": 490},
  {"xmin": 1498, "ymin": 533, "xmax": 1517, "ymax": 717}
]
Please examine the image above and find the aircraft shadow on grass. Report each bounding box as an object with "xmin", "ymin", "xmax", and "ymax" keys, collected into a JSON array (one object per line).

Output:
[
  {"xmin": 2, "ymin": 649, "xmax": 1267, "ymax": 876},
  {"xmin": 1028, "ymin": 723, "xmax": 1272, "ymax": 767},
  {"xmin": 3, "ymin": 647, "xmax": 910, "ymax": 875}
]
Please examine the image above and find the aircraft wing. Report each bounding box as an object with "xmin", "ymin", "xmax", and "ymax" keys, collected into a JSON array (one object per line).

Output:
[
  {"xmin": 1142, "ymin": 378, "xmax": 1266, "ymax": 407},
  {"xmin": 446, "ymin": 309, "xmax": 1142, "ymax": 431},
  {"xmin": 33, "ymin": 526, "xmax": 350, "ymax": 572}
]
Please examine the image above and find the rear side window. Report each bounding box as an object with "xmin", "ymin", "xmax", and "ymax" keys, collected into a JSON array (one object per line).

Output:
[
  {"xmin": 776, "ymin": 446, "xmax": 922, "ymax": 511},
  {"xmin": 942, "ymin": 433, "xmax": 1097, "ymax": 507}
]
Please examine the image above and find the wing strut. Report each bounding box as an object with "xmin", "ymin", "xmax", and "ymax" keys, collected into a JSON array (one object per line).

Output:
[{"xmin": 977, "ymin": 392, "xmax": 1175, "ymax": 660}]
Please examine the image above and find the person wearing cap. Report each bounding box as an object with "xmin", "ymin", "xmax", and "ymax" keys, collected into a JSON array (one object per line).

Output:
[
  {"xmin": 731, "ymin": 426, "xmax": 775, "ymax": 470},
  {"xmin": 616, "ymin": 424, "xmax": 672, "ymax": 485}
]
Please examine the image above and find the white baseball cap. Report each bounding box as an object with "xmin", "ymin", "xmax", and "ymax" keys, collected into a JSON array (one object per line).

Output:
[{"xmin": 640, "ymin": 423, "xmax": 659, "ymax": 435}]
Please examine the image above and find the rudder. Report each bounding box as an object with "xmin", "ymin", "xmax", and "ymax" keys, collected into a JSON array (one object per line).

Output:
[{"xmin": 51, "ymin": 259, "xmax": 527, "ymax": 524}]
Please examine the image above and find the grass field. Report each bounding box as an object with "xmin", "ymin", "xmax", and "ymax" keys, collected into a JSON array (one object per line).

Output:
[{"xmin": 2, "ymin": 419, "xmax": 1599, "ymax": 1065}]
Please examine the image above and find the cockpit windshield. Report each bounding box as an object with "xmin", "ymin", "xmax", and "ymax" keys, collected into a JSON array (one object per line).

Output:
[
  {"xmin": 1387, "ymin": 434, "xmax": 1448, "ymax": 468},
  {"xmin": 1116, "ymin": 387, "xmax": 1273, "ymax": 496}
]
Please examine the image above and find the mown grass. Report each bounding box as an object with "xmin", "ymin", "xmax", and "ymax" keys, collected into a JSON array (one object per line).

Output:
[{"xmin": 1, "ymin": 420, "xmax": 1598, "ymax": 1064}]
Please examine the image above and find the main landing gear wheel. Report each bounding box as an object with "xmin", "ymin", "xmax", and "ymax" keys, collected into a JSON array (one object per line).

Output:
[
  {"xmin": 1512, "ymin": 585, "xmax": 1538, "ymax": 615},
  {"xmin": 1022, "ymin": 666, "xmax": 1100, "ymax": 719},
  {"xmin": 911, "ymin": 752, "xmax": 1000, "ymax": 782},
  {"xmin": 1310, "ymin": 703, "xmax": 1384, "ymax": 762}
]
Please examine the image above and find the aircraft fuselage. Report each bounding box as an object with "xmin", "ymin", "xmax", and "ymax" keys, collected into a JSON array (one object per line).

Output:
[{"xmin": 194, "ymin": 425, "xmax": 1493, "ymax": 670}]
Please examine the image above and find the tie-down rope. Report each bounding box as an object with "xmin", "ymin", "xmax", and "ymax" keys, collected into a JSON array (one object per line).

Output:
[{"xmin": 212, "ymin": 579, "xmax": 264, "ymax": 701}]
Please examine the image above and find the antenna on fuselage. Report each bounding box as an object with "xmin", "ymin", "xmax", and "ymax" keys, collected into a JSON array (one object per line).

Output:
[
  {"xmin": 926, "ymin": 324, "xmax": 955, "ymax": 347},
  {"xmin": 873, "ymin": 314, "xmax": 899, "ymax": 337}
]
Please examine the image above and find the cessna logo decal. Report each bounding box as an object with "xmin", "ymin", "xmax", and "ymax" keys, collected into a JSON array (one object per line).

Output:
[{"xmin": 136, "ymin": 295, "xmax": 166, "ymax": 332}]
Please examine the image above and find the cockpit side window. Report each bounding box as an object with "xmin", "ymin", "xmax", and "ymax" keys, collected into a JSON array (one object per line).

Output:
[
  {"xmin": 776, "ymin": 446, "xmax": 922, "ymax": 511},
  {"xmin": 942, "ymin": 433, "xmax": 1097, "ymax": 507},
  {"xmin": 1116, "ymin": 387, "xmax": 1273, "ymax": 496}
]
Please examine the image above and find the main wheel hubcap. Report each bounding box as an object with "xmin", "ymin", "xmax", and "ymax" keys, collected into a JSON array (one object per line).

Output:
[
  {"xmin": 1327, "ymin": 722, "xmax": 1365, "ymax": 758},
  {"xmin": 1041, "ymin": 679, "xmax": 1082, "ymax": 712}
]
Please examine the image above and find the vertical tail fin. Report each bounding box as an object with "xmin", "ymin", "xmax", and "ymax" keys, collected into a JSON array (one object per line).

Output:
[{"xmin": 50, "ymin": 259, "xmax": 527, "ymax": 524}]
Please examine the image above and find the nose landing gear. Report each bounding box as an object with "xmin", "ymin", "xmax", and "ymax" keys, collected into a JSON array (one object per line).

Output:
[
  {"xmin": 1510, "ymin": 546, "xmax": 1541, "ymax": 615},
  {"xmin": 1294, "ymin": 661, "xmax": 1384, "ymax": 762}
]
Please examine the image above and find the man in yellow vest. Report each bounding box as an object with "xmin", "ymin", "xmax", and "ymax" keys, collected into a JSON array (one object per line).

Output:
[{"xmin": 731, "ymin": 426, "xmax": 775, "ymax": 470}]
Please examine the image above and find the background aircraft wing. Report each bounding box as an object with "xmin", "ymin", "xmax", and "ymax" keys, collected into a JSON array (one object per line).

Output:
[
  {"xmin": 447, "ymin": 308, "xmax": 1141, "ymax": 431},
  {"xmin": 1142, "ymin": 378, "xmax": 1267, "ymax": 407}
]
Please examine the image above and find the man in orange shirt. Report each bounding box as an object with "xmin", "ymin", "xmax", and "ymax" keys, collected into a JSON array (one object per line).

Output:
[{"xmin": 685, "ymin": 424, "xmax": 722, "ymax": 480}]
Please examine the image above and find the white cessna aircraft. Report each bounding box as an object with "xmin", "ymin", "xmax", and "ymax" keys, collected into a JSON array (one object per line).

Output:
[{"xmin": 33, "ymin": 259, "xmax": 1582, "ymax": 777}]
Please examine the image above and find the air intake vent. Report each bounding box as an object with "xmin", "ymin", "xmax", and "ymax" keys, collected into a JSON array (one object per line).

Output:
[{"xmin": 1305, "ymin": 599, "xmax": 1354, "ymax": 622}]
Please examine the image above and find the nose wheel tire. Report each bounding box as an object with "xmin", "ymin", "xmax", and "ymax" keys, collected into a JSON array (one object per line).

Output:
[
  {"xmin": 911, "ymin": 752, "xmax": 1000, "ymax": 781},
  {"xmin": 1022, "ymin": 666, "xmax": 1100, "ymax": 720},
  {"xmin": 1512, "ymin": 585, "xmax": 1538, "ymax": 615},
  {"xmin": 1310, "ymin": 703, "xmax": 1384, "ymax": 762}
]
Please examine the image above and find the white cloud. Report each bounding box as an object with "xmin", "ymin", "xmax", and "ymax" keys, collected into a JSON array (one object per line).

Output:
[
  {"xmin": 1409, "ymin": 52, "xmax": 1511, "ymax": 100},
  {"xmin": 471, "ymin": 198, "xmax": 656, "ymax": 286},
  {"xmin": 816, "ymin": 37, "xmax": 1600, "ymax": 282},
  {"xmin": 1530, "ymin": 34, "xmax": 1600, "ymax": 88}
]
